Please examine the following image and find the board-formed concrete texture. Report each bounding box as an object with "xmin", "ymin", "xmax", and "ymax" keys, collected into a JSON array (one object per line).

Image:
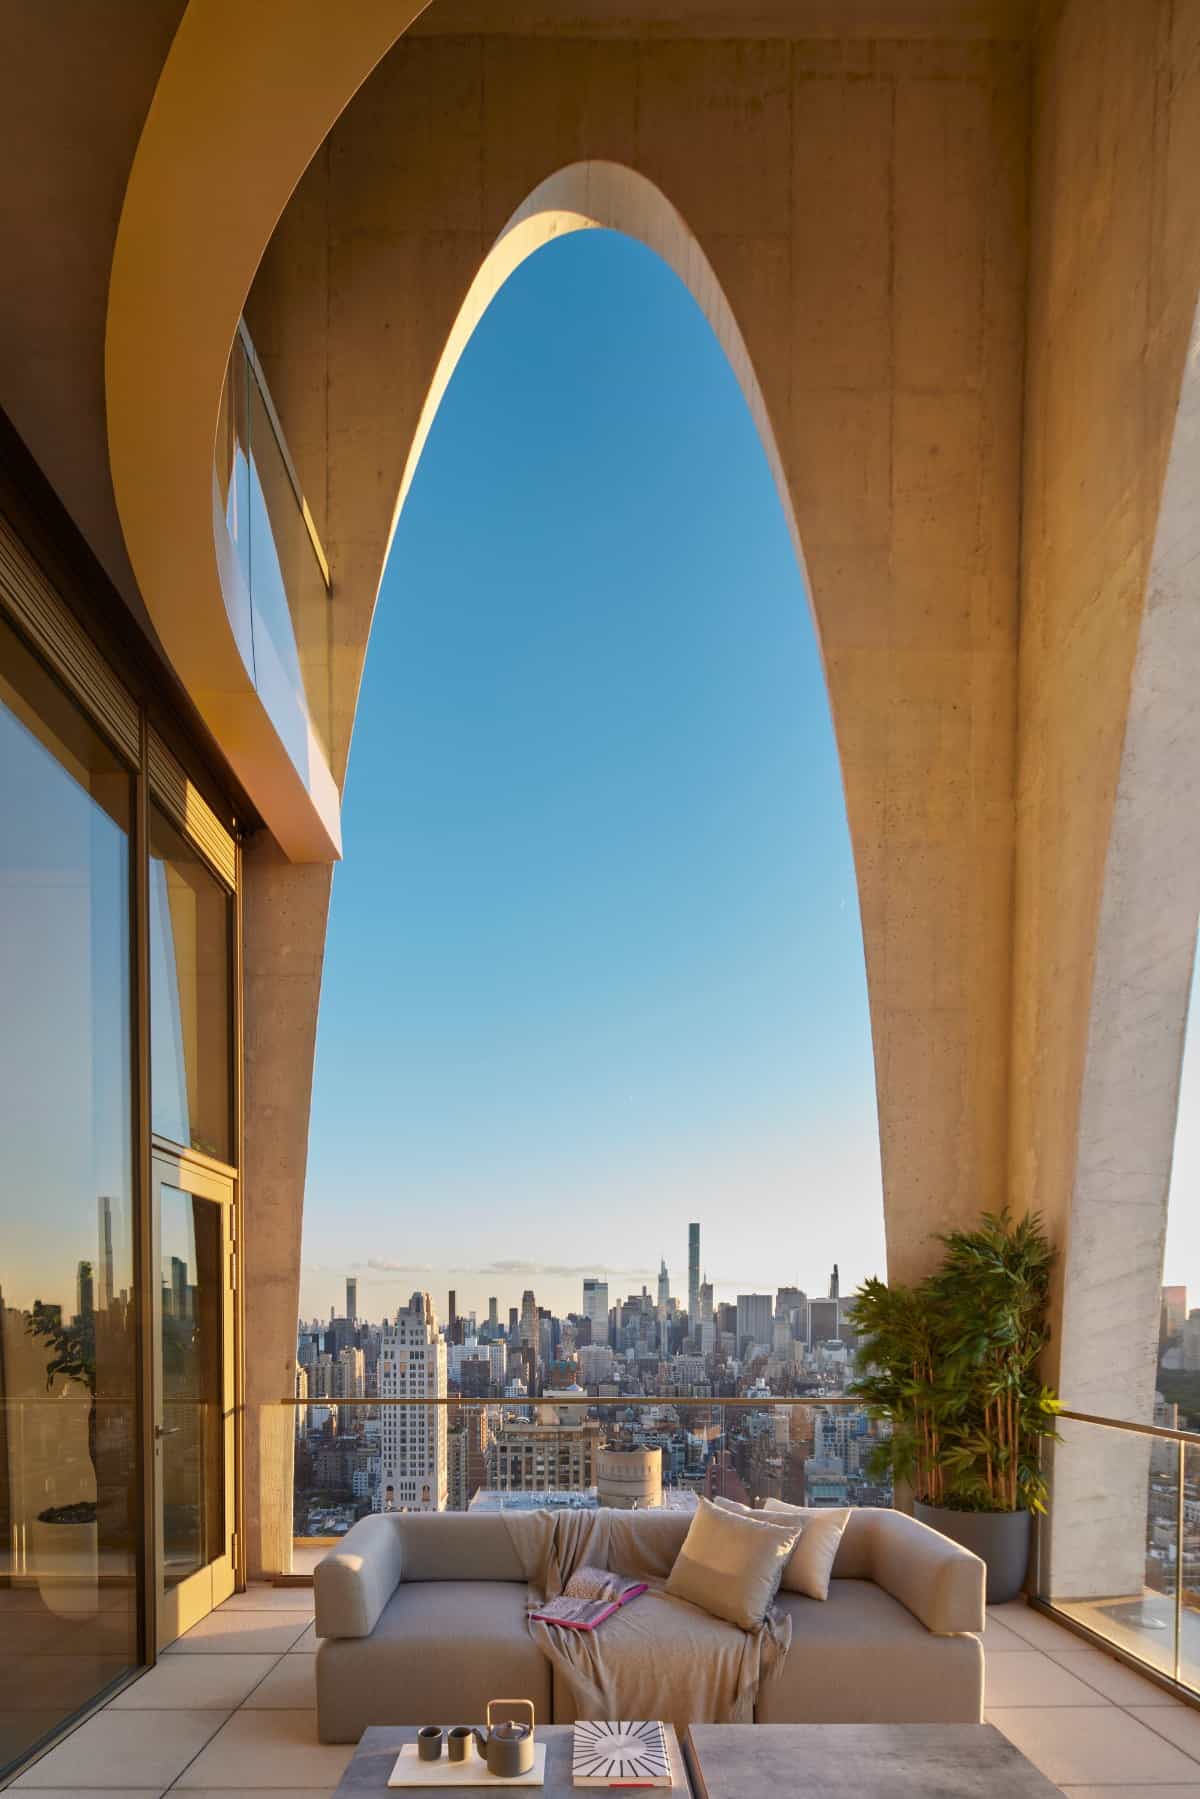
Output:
[{"xmin": 3, "ymin": 0, "xmax": 1200, "ymax": 1578}]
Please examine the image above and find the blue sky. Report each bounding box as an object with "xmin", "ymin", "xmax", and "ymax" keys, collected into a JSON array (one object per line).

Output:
[{"xmin": 301, "ymin": 230, "xmax": 885, "ymax": 1326}]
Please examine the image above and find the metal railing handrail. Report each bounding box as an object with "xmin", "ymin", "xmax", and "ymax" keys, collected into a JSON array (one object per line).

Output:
[
  {"xmin": 279, "ymin": 1393, "xmax": 863, "ymax": 1407},
  {"xmin": 1056, "ymin": 1405, "xmax": 1200, "ymax": 1447}
]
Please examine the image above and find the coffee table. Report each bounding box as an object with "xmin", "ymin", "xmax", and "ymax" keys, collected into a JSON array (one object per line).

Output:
[
  {"xmin": 685, "ymin": 1724, "xmax": 1061, "ymax": 1798},
  {"xmin": 333, "ymin": 1723, "xmax": 691, "ymax": 1795}
]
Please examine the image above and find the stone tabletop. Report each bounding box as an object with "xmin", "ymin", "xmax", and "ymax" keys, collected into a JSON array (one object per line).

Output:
[
  {"xmin": 334, "ymin": 1723, "xmax": 691, "ymax": 1796},
  {"xmin": 685, "ymin": 1724, "xmax": 1063, "ymax": 1799}
]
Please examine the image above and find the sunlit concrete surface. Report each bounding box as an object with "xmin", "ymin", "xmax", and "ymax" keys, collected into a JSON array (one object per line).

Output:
[{"xmin": 6, "ymin": 1587, "xmax": 1200, "ymax": 1795}]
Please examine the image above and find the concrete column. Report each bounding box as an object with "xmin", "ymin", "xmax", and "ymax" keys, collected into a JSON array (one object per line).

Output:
[
  {"xmin": 242, "ymin": 834, "xmax": 332, "ymax": 1576},
  {"xmin": 1017, "ymin": 0, "xmax": 1200, "ymax": 1599}
]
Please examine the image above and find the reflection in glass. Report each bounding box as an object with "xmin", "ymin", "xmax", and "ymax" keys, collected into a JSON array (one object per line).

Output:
[
  {"xmin": 159, "ymin": 1184, "xmax": 223, "ymax": 1587},
  {"xmin": 1046, "ymin": 1415, "xmax": 1179, "ymax": 1682},
  {"xmin": 149, "ymin": 807, "xmax": 231, "ymax": 1161},
  {"xmin": 0, "ymin": 614, "xmax": 138, "ymax": 1777}
]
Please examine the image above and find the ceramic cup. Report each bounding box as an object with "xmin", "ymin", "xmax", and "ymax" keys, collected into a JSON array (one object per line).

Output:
[
  {"xmin": 417, "ymin": 1726, "xmax": 443, "ymax": 1763},
  {"xmin": 447, "ymin": 1726, "xmax": 478, "ymax": 1764}
]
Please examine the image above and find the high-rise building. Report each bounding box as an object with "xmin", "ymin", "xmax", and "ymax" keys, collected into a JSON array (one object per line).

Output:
[
  {"xmin": 582, "ymin": 1278, "xmax": 609, "ymax": 1345},
  {"xmin": 688, "ymin": 1223, "xmax": 700, "ymax": 1335},
  {"xmin": 488, "ymin": 1296, "xmax": 499, "ymax": 1329},
  {"xmin": 829, "ymin": 1263, "xmax": 840, "ymax": 1301},
  {"xmin": 378, "ymin": 1292, "xmax": 448, "ymax": 1512},
  {"xmin": 809, "ymin": 1296, "xmax": 840, "ymax": 1346},
  {"xmin": 448, "ymin": 1289, "xmax": 457, "ymax": 1331},
  {"xmin": 76, "ymin": 1259, "xmax": 94, "ymax": 1321},
  {"xmin": 736, "ymin": 1293, "xmax": 773, "ymax": 1356},
  {"xmin": 657, "ymin": 1258, "xmax": 670, "ymax": 1313},
  {"xmin": 97, "ymin": 1197, "xmax": 115, "ymax": 1312},
  {"xmin": 334, "ymin": 1345, "xmax": 365, "ymax": 1398},
  {"xmin": 776, "ymin": 1286, "xmax": 808, "ymax": 1342},
  {"xmin": 346, "ymin": 1275, "xmax": 357, "ymax": 1323},
  {"xmin": 508, "ymin": 1306, "xmax": 519, "ymax": 1338},
  {"xmin": 170, "ymin": 1255, "xmax": 189, "ymax": 1322},
  {"xmin": 519, "ymin": 1290, "xmax": 538, "ymax": 1348},
  {"xmin": 1162, "ymin": 1285, "xmax": 1188, "ymax": 1341}
]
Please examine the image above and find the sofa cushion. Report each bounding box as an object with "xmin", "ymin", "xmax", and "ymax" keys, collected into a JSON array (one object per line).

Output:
[
  {"xmin": 316, "ymin": 1579, "xmax": 551, "ymax": 1744},
  {"xmin": 755, "ymin": 1579, "xmax": 983, "ymax": 1725},
  {"xmin": 713, "ymin": 1496, "xmax": 850, "ymax": 1601},
  {"xmin": 665, "ymin": 1498, "xmax": 800, "ymax": 1629}
]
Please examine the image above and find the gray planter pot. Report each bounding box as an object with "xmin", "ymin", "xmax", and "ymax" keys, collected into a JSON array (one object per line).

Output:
[{"xmin": 913, "ymin": 1500, "xmax": 1031, "ymax": 1605}]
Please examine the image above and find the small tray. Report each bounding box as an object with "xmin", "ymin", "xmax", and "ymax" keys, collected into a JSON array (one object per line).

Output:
[{"xmin": 387, "ymin": 1743, "xmax": 547, "ymax": 1788}]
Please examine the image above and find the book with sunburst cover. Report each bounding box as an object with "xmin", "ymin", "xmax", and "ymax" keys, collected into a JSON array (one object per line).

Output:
[{"xmin": 572, "ymin": 1720, "xmax": 672, "ymax": 1787}]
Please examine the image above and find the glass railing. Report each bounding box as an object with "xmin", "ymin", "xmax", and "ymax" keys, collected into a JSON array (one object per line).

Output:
[
  {"xmin": 1036, "ymin": 1406, "xmax": 1200, "ymax": 1696},
  {"xmin": 263, "ymin": 1394, "xmax": 890, "ymax": 1561},
  {"xmin": 215, "ymin": 323, "xmax": 333, "ymax": 769}
]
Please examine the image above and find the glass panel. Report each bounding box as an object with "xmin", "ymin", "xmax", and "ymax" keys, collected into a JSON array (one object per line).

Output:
[
  {"xmin": 149, "ymin": 806, "xmax": 231, "ymax": 1162},
  {"xmin": 0, "ymin": 614, "xmax": 138, "ymax": 1778},
  {"xmin": 159, "ymin": 1184, "xmax": 224, "ymax": 1588},
  {"xmin": 246, "ymin": 362, "xmax": 333, "ymax": 763},
  {"xmin": 284, "ymin": 1394, "xmax": 889, "ymax": 1560},
  {"xmin": 1043, "ymin": 1415, "xmax": 1179, "ymax": 1682}
]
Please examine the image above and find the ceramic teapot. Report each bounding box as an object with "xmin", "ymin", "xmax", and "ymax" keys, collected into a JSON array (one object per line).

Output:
[{"xmin": 473, "ymin": 1699, "xmax": 536, "ymax": 1778}]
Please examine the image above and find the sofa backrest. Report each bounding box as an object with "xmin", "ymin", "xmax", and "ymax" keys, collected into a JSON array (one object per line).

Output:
[
  {"xmin": 379, "ymin": 1502, "xmax": 878, "ymax": 1583},
  {"xmin": 389, "ymin": 1510, "xmax": 534, "ymax": 1581}
]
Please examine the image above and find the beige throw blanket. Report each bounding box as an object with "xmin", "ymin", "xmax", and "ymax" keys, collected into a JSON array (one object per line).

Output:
[{"xmin": 504, "ymin": 1508, "xmax": 790, "ymax": 1732}]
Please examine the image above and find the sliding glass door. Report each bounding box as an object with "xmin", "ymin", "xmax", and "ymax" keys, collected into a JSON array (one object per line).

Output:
[
  {"xmin": 0, "ymin": 539, "xmax": 242, "ymax": 1778},
  {"xmin": 0, "ymin": 612, "xmax": 139, "ymax": 1772},
  {"xmin": 152, "ymin": 1149, "xmax": 235, "ymax": 1645}
]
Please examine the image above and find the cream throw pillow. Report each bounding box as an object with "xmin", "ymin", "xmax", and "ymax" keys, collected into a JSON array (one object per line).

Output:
[
  {"xmin": 664, "ymin": 1496, "xmax": 801, "ymax": 1629},
  {"xmin": 713, "ymin": 1495, "xmax": 850, "ymax": 1602}
]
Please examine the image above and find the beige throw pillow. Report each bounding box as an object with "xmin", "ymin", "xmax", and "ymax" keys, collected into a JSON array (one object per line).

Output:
[
  {"xmin": 713, "ymin": 1495, "xmax": 850, "ymax": 1602},
  {"xmin": 665, "ymin": 1496, "xmax": 800, "ymax": 1629}
]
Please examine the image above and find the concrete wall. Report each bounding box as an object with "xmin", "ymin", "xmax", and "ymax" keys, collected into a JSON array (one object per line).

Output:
[
  {"xmin": 1016, "ymin": 0, "xmax": 1200, "ymax": 1597},
  {"xmin": 248, "ymin": 28, "xmax": 1031, "ymax": 1299}
]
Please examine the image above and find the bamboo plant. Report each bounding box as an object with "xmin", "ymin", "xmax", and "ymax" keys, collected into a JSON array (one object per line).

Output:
[{"xmin": 849, "ymin": 1211, "xmax": 1061, "ymax": 1514}]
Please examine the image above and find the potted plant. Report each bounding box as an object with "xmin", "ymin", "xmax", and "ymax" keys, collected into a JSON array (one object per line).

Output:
[
  {"xmin": 26, "ymin": 1276, "xmax": 100, "ymax": 1618},
  {"xmin": 850, "ymin": 1211, "xmax": 1060, "ymax": 1603}
]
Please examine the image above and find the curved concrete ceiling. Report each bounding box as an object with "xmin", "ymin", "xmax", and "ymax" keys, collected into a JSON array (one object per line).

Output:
[{"xmin": 106, "ymin": 0, "xmax": 428, "ymax": 860}]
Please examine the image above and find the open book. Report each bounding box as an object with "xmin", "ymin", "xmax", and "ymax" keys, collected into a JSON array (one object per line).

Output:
[{"xmin": 529, "ymin": 1564, "xmax": 648, "ymax": 1631}]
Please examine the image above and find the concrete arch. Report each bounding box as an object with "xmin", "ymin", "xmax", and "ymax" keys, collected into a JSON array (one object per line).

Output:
[
  {"xmin": 105, "ymin": 0, "xmax": 426, "ymax": 860},
  {"xmin": 1044, "ymin": 299, "xmax": 1200, "ymax": 1598},
  {"xmin": 125, "ymin": 21, "xmax": 1032, "ymax": 1567}
]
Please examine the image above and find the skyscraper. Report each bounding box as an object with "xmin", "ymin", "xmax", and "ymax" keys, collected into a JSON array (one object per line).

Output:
[
  {"xmin": 519, "ymin": 1290, "xmax": 538, "ymax": 1350},
  {"xmin": 97, "ymin": 1197, "xmax": 115, "ymax": 1313},
  {"xmin": 776, "ymin": 1285, "xmax": 808, "ymax": 1342},
  {"xmin": 345, "ymin": 1275, "xmax": 357, "ymax": 1323},
  {"xmin": 736, "ymin": 1293, "xmax": 773, "ymax": 1356},
  {"xmin": 657, "ymin": 1258, "xmax": 670, "ymax": 1313},
  {"xmin": 809, "ymin": 1295, "xmax": 840, "ymax": 1346},
  {"xmin": 688, "ymin": 1223, "xmax": 700, "ymax": 1336},
  {"xmin": 829, "ymin": 1263, "xmax": 840, "ymax": 1301},
  {"xmin": 488, "ymin": 1296, "xmax": 499, "ymax": 1329},
  {"xmin": 379, "ymin": 1292, "xmax": 447, "ymax": 1512},
  {"xmin": 582, "ymin": 1278, "xmax": 609, "ymax": 1345}
]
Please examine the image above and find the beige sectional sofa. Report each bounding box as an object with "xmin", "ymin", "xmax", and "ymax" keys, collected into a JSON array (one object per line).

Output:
[{"xmin": 313, "ymin": 1505, "xmax": 985, "ymax": 1744}]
